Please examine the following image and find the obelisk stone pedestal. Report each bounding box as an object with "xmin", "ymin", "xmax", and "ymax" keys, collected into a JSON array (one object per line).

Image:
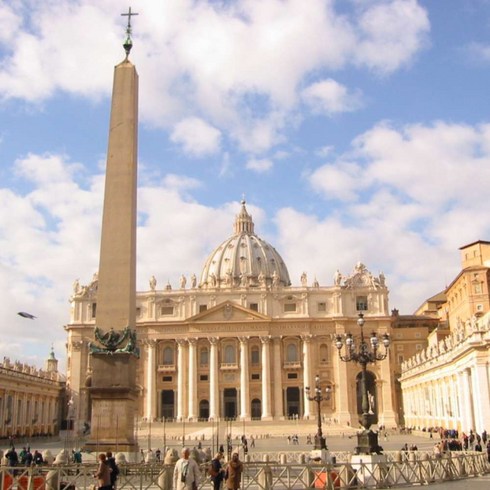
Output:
[{"xmin": 85, "ymin": 353, "xmax": 138, "ymax": 452}]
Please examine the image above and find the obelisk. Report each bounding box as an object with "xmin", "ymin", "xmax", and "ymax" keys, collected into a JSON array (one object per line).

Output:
[{"xmin": 86, "ymin": 9, "xmax": 139, "ymax": 452}]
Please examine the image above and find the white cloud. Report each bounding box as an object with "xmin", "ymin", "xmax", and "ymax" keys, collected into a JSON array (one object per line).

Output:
[
  {"xmin": 170, "ymin": 117, "xmax": 221, "ymax": 156},
  {"xmin": 245, "ymin": 158, "xmax": 273, "ymax": 173},
  {"xmin": 302, "ymin": 79, "xmax": 363, "ymax": 115},
  {"xmin": 466, "ymin": 42, "xmax": 490, "ymax": 63},
  {"xmin": 309, "ymin": 161, "xmax": 364, "ymax": 201},
  {"xmin": 354, "ymin": 0, "xmax": 430, "ymax": 73},
  {"xmin": 0, "ymin": 0, "xmax": 430, "ymax": 153}
]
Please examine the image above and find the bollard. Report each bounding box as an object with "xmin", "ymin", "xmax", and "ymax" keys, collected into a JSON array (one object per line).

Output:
[
  {"xmin": 258, "ymin": 455, "xmax": 272, "ymax": 490},
  {"xmin": 45, "ymin": 470, "xmax": 58, "ymax": 490},
  {"xmin": 280, "ymin": 454, "xmax": 287, "ymax": 464}
]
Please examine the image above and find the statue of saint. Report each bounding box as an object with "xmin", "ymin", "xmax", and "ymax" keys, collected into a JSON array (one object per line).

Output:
[
  {"xmin": 301, "ymin": 272, "xmax": 307, "ymax": 287},
  {"xmin": 191, "ymin": 273, "xmax": 197, "ymax": 288},
  {"xmin": 334, "ymin": 269, "xmax": 342, "ymax": 286},
  {"xmin": 149, "ymin": 275, "xmax": 157, "ymax": 291},
  {"xmin": 180, "ymin": 274, "xmax": 187, "ymax": 289},
  {"xmin": 272, "ymin": 270, "xmax": 279, "ymax": 287},
  {"xmin": 258, "ymin": 271, "xmax": 266, "ymax": 286}
]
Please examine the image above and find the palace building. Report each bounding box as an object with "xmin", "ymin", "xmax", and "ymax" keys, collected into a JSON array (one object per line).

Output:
[
  {"xmin": 400, "ymin": 240, "xmax": 490, "ymax": 434},
  {"xmin": 0, "ymin": 350, "xmax": 65, "ymax": 438}
]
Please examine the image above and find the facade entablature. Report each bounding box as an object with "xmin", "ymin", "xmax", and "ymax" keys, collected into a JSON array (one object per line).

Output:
[{"xmin": 400, "ymin": 311, "xmax": 490, "ymax": 379}]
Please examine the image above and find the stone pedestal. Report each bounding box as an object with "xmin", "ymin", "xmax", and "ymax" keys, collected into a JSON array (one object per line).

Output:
[
  {"xmin": 84, "ymin": 353, "xmax": 138, "ymax": 452},
  {"xmin": 350, "ymin": 454, "xmax": 389, "ymax": 486}
]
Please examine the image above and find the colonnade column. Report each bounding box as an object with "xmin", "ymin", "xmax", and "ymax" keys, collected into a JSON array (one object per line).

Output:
[
  {"xmin": 145, "ymin": 339, "xmax": 157, "ymax": 421},
  {"xmin": 461, "ymin": 369, "xmax": 475, "ymax": 431},
  {"xmin": 188, "ymin": 338, "xmax": 197, "ymax": 421},
  {"xmin": 176, "ymin": 339, "xmax": 186, "ymax": 421},
  {"xmin": 302, "ymin": 335, "xmax": 312, "ymax": 419},
  {"xmin": 272, "ymin": 336, "xmax": 284, "ymax": 419},
  {"xmin": 471, "ymin": 362, "xmax": 490, "ymax": 433},
  {"xmin": 239, "ymin": 337, "xmax": 250, "ymax": 420},
  {"xmin": 209, "ymin": 337, "xmax": 219, "ymax": 420},
  {"xmin": 260, "ymin": 336, "xmax": 272, "ymax": 420}
]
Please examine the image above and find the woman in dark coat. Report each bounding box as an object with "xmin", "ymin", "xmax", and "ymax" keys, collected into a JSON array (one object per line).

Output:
[
  {"xmin": 225, "ymin": 452, "xmax": 243, "ymax": 490},
  {"xmin": 209, "ymin": 453, "xmax": 224, "ymax": 490}
]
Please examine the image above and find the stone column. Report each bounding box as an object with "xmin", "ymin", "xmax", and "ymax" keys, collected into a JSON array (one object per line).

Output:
[
  {"xmin": 333, "ymin": 326, "xmax": 352, "ymax": 425},
  {"xmin": 176, "ymin": 339, "xmax": 186, "ymax": 421},
  {"xmin": 461, "ymin": 369, "xmax": 475, "ymax": 431},
  {"xmin": 188, "ymin": 338, "xmax": 197, "ymax": 421},
  {"xmin": 378, "ymin": 357, "xmax": 398, "ymax": 427},
  {"xmin": 471, "ymin": 362, "xmax": 490, "ymax": 433},
  {"xmin": 239, "ymin": 337, "xmax": 250, "ymax": 420},
  {"xmin": 302, "ymin": 335, "xmax": 312, "ymax": 419},
  {"xmin": 209, "ymin": 337, "xmax": 219, "ymax": 420},
  {"xmin": 145, "ymin": 340, "xmax": 157, "ymax": 421},
  {"xmin": 260, "ymin": 336, "xmax": 272, "ymax": 420},
  {"xmin": 272, "ymin": 336, "xmax": 284, "ymax": 419}
]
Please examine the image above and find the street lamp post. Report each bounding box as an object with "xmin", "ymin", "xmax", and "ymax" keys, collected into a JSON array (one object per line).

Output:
[
  {"xmin": 305, "ymin": 374, "xmax": 331, "ymax": 450},
  {"xmin": 335, "ymin": 313, "xmax": 390, "ymax": 454}
]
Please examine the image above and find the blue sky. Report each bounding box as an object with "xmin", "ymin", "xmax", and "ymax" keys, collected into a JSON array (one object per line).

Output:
[{"xmin": 1, "ymin": 0, "xmax": 490, "ymax": 368}]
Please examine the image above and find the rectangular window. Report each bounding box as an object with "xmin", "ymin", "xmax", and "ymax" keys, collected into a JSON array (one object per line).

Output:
[
  {"xmin": 199, "ymin": 305, "xmax": 208, "ymax": 313},
  {"xmin": 397, "ymin": 344, "xmax": 404, "ymax": 351},
  {"xmin": 136, "ymin": 307, "xmax": 141, "ymax": 317},
  {"xmin": 317, "ymin": 302, "xmax": 326, "ymax": 312},
  {"xmin": 91, "ymin": 303, "xmax": 97, "ymax": 318},
  {"xmin": 162, "ymin": 376, "xmax": 172, "ymax": 382},
  {"xmin": 287, "ymin": 373, "xmax": 298, "ymax": 379},
  {"xmin": 251, "ymin": 373, "xmax": 260, "ymax": 380},
  {"xmin": 161, "ymin": 306, "xmax": 174, "ymax": 316},
  {"xmin": 415, "ymin": 332, "xmax": 421, "ymax": 338},
  {"xmin": 356, "ymin": 296, "xmax": 368, "ymax": 311},
  {"xmin": 284, "ymin": 303, "xmax": 297, "ymax": 312},
  {"xmin": 249, "ymin": 303, "xmax": 258, "ymax": 311},
  {"xmin": 199, "ymin": 375, "xmax": 208, "ymax": 381},
  {"xmin": 416, "ymin": 344, "xmax": 423, "ymax": 350},
  {"xmin": 398, "ymin": 354, "xmax": 404, "ymax": 364}
]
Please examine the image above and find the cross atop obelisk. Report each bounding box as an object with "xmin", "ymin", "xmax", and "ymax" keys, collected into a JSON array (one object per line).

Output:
[{"xmin": 121, "ymin": 7, "xmax": 139, "ymax": 58}]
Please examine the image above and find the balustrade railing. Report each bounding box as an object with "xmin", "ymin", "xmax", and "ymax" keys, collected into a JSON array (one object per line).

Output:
[{"xmin": 0, "ymin": 451, "xmax": 487, "ymax": 490}]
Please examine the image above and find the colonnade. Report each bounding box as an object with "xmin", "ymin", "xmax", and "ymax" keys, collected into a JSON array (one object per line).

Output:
[{"xmin": 402, "ymin": 361, "xmax": 490, "ymax": 433}]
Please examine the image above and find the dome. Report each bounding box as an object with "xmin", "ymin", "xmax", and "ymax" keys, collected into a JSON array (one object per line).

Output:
[{"xmin": 200, "ymin": 201, "xmax": 291, "ymax": 289}]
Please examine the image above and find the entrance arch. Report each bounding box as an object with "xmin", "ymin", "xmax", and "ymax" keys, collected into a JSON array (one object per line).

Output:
[
  {"xmin": 161, "ymin": 390, "xmax": 175, "ymax": 419},
  {"xmin": 251, "ymin": 399, "xmax": 261, "ymax": 419},
  {"xmin": 224, "ymin": 388, "xmax": 237, "ymax": 419},
  {"xmin": 286, "ymin": 387, "xmax": 300, "ymax": 417},
  {"xmin": 199, "ymin": 400, "xmax": 209, "ymax": 420}
]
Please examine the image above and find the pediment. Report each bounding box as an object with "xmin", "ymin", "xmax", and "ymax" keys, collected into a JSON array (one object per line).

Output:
[{"xmin": 189, "ymin": 302, "xmax": 270, "ymax": 323}]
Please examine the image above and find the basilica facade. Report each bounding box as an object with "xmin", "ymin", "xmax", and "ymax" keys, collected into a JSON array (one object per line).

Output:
[{"xmin": 65, "ymin": 200, "xmax": 434, "ymax": 432}]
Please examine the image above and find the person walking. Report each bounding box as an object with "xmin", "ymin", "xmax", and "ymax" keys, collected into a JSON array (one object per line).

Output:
[
  {"xmin": 209, "ymin": 452, "xmax": 224, "ymax": 490},
  {"xmin": 173, "ymin": 447, "xmax": 200, "ymax": 490},
  {"xmin": 95, "ymin": 453, "xmax": 112, "ymax": 490},
  {"xmin": 106, "ymin": 451, "xmax": 119, "ymax": 490},
  {"xmin": 225, "ymin": 452, "xmax": 243, "ymax": 490}
]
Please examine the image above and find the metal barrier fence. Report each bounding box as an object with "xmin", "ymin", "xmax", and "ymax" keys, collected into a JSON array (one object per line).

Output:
[{"xmin": 0, "ymin": 452, "xmax": 488, "ymax": 490}]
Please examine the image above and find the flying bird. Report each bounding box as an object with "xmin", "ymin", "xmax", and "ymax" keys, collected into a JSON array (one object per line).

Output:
[{"xmin": 17, "ymin": 312, "xmax": 36, "ymax": 319}]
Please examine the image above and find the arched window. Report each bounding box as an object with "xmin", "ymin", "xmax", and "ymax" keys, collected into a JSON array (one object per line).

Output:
[
  {"xmin": 286, "ymin": 343, "xmax": 298, "ymax": 362},
  {"xmin": 200, "ymin": 347, "xmax": 209, "ymax": 366},
  {"xmin": 162, "ymin": 346, "xmax": 173, "ymax": 365},
  {"xmin": 224, "ymin": 345, "xmax": 236, "ymax": 364},
  {"xmin": 251, "ymin": 346, "xmax": 260, "ymax": 364},
  {"xmin": 319, "ymin": 343, "xmax": 329, "ymax": 363}
]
